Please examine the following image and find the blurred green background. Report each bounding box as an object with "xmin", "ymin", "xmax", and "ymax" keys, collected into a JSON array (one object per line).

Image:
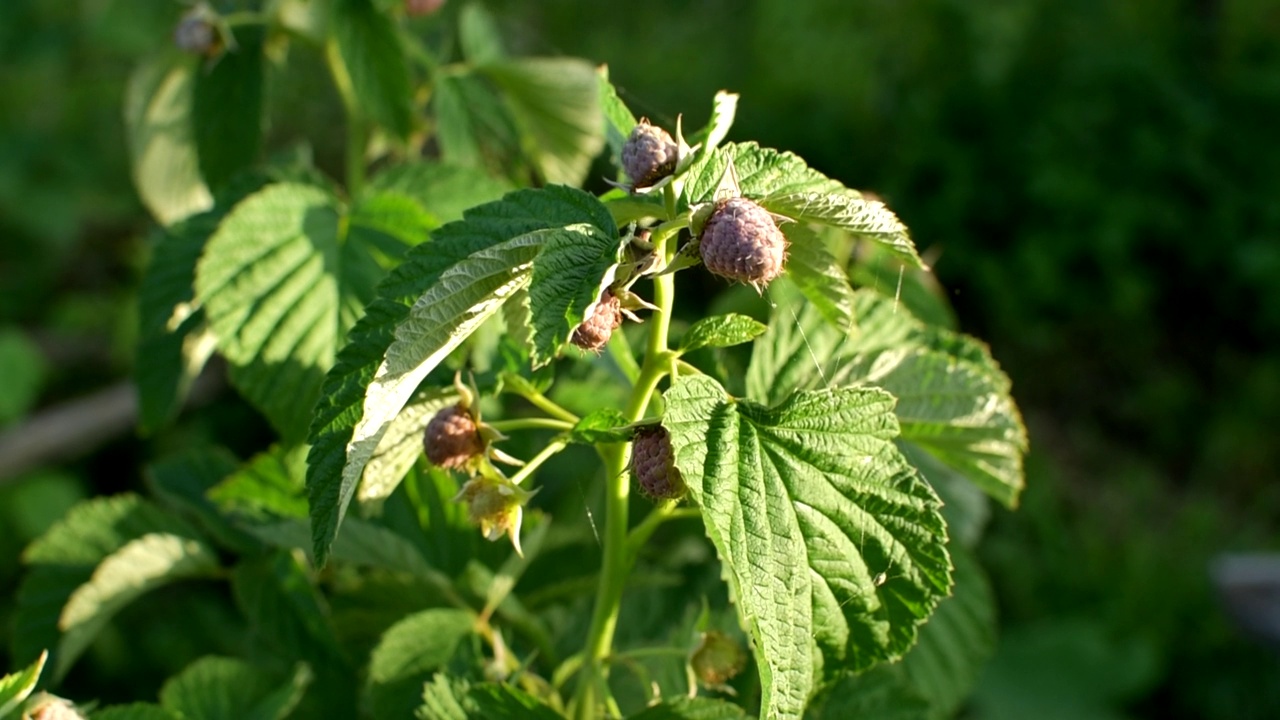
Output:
[{"xmin": 2, "ymin": 0, "xmax": 1278, "ymax": 717}]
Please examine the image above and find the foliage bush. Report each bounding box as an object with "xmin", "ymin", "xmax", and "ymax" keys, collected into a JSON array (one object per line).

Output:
[{"xmin": 2, "ymin": 2, "xmax": 1030, "ymax": 719}]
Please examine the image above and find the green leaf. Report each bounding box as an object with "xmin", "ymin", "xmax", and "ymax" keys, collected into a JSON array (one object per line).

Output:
[
  {"xmin": 663, "ymin": 375, "xmax": 951, "ymax": 719},
  {"xmin": 527, "ymin": 223, "xmax": 626, "ymax": 367},
  {"xmin": 230, "ymin": 552, "xmax": 349, "ymax": 671},
  {"xmin": 208, "ymin": 446, "xmax": 309, "ymax": 520},
  {"xmin": 458, "ymin": 2, "xmax": 505, "ymax": 66},
  {"xmin": 147, "ymin": 448, "xmax": 257, "ymax": 554},
  {"xmin": 12, "ymin": 495, "xmax": 206, "ymax": 678},
  {"xmin": 687, "ymin": 91, "xmax": 739, "ymax": 157},
  {"xmin": 306, "ymin": 186, "xmax": 614, "ymax": 567},
  {"xmin": 677, "ymin": 314, "xmax": 766, "ymax": 353},
  {"xmin": 680, "ymin": 142, "xmax": 922, "ymax": 267},
  {"xmin": 806, "ymin": 667, "xmax": 931, "ymax": 720},
  {"xmin": 195, "ymin": 182, "xmax": 383, "ymax": 440},
  {"xmin": 368, "ymin": 163, "xmax": 513, "ymax": 225},
  {"xmin": 125, "ymin": 57, "xmax": 212, "ymax": 225},
  {"xmin": 680, "ymin": 142, "xmax": 844, "ymax": 207},
  {"xmin": 465, "ymin": 684, "xmax": 563, "ymax": 719},
  {"xmin": 747, "ymin": 284, "xmax": 1026, "ymax": 506},
  {"xmin": 781, "ymin": 225, "xmax": 858, "ymax": 331},
  {"xmin": 432, "ymin": 74, "xmax": 485, "ymax": 170},
  {"xmin": 763, "ymin": 192, "xmax": 921, "ymax": 269},
  {"xmin": 136, "ymin": 178, "xmax": 267, "ymax": 433},
  {"xmin": 159, "ymin": 656, "xmax": 311, "ymax": 720},
  {"xmin": 481, "ymin": 58, "xmax": 604, "ymax": 186},
  {"xmin": 0, "ymin": 328, "xmax": 45, "ymax": 427},
  {"xmin": 332, "ymin": 0, "xmax": 415, "ymax": 139},
  {"xmin": 625, "ymin": 697, "xmax": 750, "ymax": 720},
  {"xmin": 348, "ymin": 193, "xmax": 438, "ymax": 260},
  {"xmin": 418, "ymin": 674, "xmax": 470, "ymax": 720},
  {"xmin": 56, "ymin": 533, "xmax": 220, "ymax": 679},
  {"xmin": 567, "ymin": 409, "xmax": 632, "ymax": 444},
  {"xmin": 597, "ymin": 67, "xmax": 637, "ymax": 172},
  {"xmin": 368, "ymin": 609, "xmax": 475, "ymax": 718},
  {"xmin": 0, "ymin": 650, "xmax": 46, "ymax": 720},
  {"xmin": 898, "ymin": 548, "xmax": 996, "ymax": 719},
  {"xmin": 92, "ymin": 704, "xmax": 182, "ymax": 720},
  {"xmin": 193, "ymin": 27, "xmax": 264, "ymax": 189}
]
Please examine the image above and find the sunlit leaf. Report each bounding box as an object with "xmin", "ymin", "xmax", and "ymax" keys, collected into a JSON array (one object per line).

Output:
[{"xmin": 664, "ymin": 375, "xmax": 951, "ymax": 719}]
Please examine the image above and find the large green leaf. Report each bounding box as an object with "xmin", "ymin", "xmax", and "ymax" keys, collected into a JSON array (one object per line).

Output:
[
  {"xmin": 0, "ymin": 650, "xmax": 45, "ymax": 720},
  {"xmin": 195, "ymin": 182, "xmax": 383, "ymax": 440},
  {"xmin": 367, "ymin": 609, "xmax": 475, "ymax": 718},
  {"xmin": 747, "ymin": 283, "xmax": 1027, "ymax": 506},
  {"xmin": 898, "ymin": 548, "xmax": 996, "ymax": 719},
  {"xmin": 680, "ymin": 142, "xmax": 922, "ymax": 267},
  {"xmin": 159, "ymin": 656, "xmax": 310, "ymax": 720},
  {"xmin": 481, "ymin": 58, "xmax": 604, "ymax": 186},
  {"xmin": 597, "ymin": 67, "xmax": 637, "ymax": 172},
  {"xmin": 230, "ymin": 548, "xmax": 348, "ymax": 666},
  {"xmin": 124, "ymin": 57, "xmax": 212, "ymax": 225},
  {"xmin": 12, "ymin": 495, "xmax": 207, "ymax": 679},
  {"xmin": 208, "ymin": 446, "xmax": 309, "ymax": 521},
  {"xmin": 527, "ymin": 223, "xmax": 627, "ymax": 367},
  {"xmin": 332, "ymin": 0, "xmax": 415, "ymax": 139},
  {"xmin": 92, "ymin": 705, "xmax": 181, "ymax": 720},
  {"xmin": 56, "ymin": 534, "xmax": 220, "ymax": 678},
  {"xmin": 680, "ymin": 141, "xmax": 844, "ymax": 206},
  {"xmin": 306, "ymin": 186, "xmax": 614, "ymax": 566},
  {"xmin": 781, "ymin": 225, "xmax": 858, "ymax": 331},
  {"xmin": 806, "ymin": 666, "xmax": 931, "ymax": 720},
  {"xmin": 136, "ymin": 178, "xmax": 266, "ymax": 434},
  {"xmin": 676, "ymin": 314, "xmax": 767, "ymax": 353},
  {"xmin": 458, "ymin": 2, "xmax": 505, "ymax": 66},
  {"xmin": 367, "ymin": 162, "xmax": 513, "ymax": 225},
  {"xmin": 663, "ymin": 375, "xmax": 951, "ymax": 719},
  {"xmin": 625, "ymin": 697, "xmax": 750, "ymax": 720},
  {"xmin": 192, "ymin": 27, "xmax": 264, "ymax": 190},
  {"xmin": 764, "ymin": 192, "xmax": 919, "ymax": 269},
  {"xmin": 0, "ymin": 328, "xmax": 45, "ymax": 427}
]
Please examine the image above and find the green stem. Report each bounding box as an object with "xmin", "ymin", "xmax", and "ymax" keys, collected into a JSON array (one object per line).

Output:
[
  {"xmin": 571, "ymin": 200, "xmax": 680, "ymax": 719},
  {"xmin": 510, "ymin": 386, "xmax": 580, "ymax": 424},
  {"xmin": 625, "ymin": 506, "xmax": 701, "ymax": 560},
  {"xmin": 508, "ymin": 439, "xmax": 568, "ymax": 487},
  {"xmin": 325, "ymin": 39, "xmax": 366, "ymax": 198},
  {"xmin": 488, "ymin": 418, "xmax": 574, "ymax": 433}
]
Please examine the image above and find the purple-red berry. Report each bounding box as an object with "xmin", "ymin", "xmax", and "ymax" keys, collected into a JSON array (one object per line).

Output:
[
  {"xmin": 405, "ymin": 0, "xmax": 446, "ymax": 17},
  {"xmin": 699, "ymin": 197, "xmax": 787, "ymax": 288},
  {"xmin": 424, "ymin": 404, "xmax": 484, "ymax": 469},
  {"xmin": 631, "ymin": 425, "xmax": 685, "ymax": 501},
  {"xmin": 571, "ymin": 289, "xmax": 623, "ymax": 352},
  {"xmin": 621, "ymin": 120, "xmax": 678, "ymax": 189}
]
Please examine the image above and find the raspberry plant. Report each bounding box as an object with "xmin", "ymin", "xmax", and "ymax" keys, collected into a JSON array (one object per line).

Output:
[{"xmin": 5, "ymin": 3, "xmax": 1027, "ymax": 719}]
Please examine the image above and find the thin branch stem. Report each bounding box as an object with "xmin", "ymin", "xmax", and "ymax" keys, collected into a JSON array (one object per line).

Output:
[
  {"xmin": 325, "ymin": 38, "xmax": 366, "ymax": 198},
  {"xmin": 508, "ymin": 386, "xmax": 580, "ymax": 424},
  {"xmin": 508, "ymin": 439, "xmax": 569, "ymax": 487},
  {"xmin": 488, "ymin": 418, "xmax": 574, "ymax": 433}
]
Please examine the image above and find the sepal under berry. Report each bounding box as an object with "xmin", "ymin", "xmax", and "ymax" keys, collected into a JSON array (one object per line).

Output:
[
  {"xmin": 454, "ymin": 476, "xmax": 537, "ymax": 556},
  {"xmin": 690, "ymin": 630, "xmax": 748, "ymax": 687}
]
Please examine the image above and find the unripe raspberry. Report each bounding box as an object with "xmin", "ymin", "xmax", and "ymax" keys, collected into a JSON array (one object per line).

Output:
[
  {"xmin": 571, "ymin": 289, "xmax": 623, "ymax": 352},
  {"xmin": 698, "ymin": 197, "xmax": 787, "ymax": 288},
  {"xmin": 174, "ymin": 11, "xmax": 218, "ymax": 56},
  {"xmin": 691, "ymin": 630, "xmax": 747, "ymax": 687},
  {"xmin": 621, "ymin": 120, "xmax": 678, "ymax": 188},
  {"xmin": 631, "ymin": 426, "xmax": 685, "ymax": 501},
  {"xmin": 424, "ymin": 404, "xmax": 484, "ymax": 469}
]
